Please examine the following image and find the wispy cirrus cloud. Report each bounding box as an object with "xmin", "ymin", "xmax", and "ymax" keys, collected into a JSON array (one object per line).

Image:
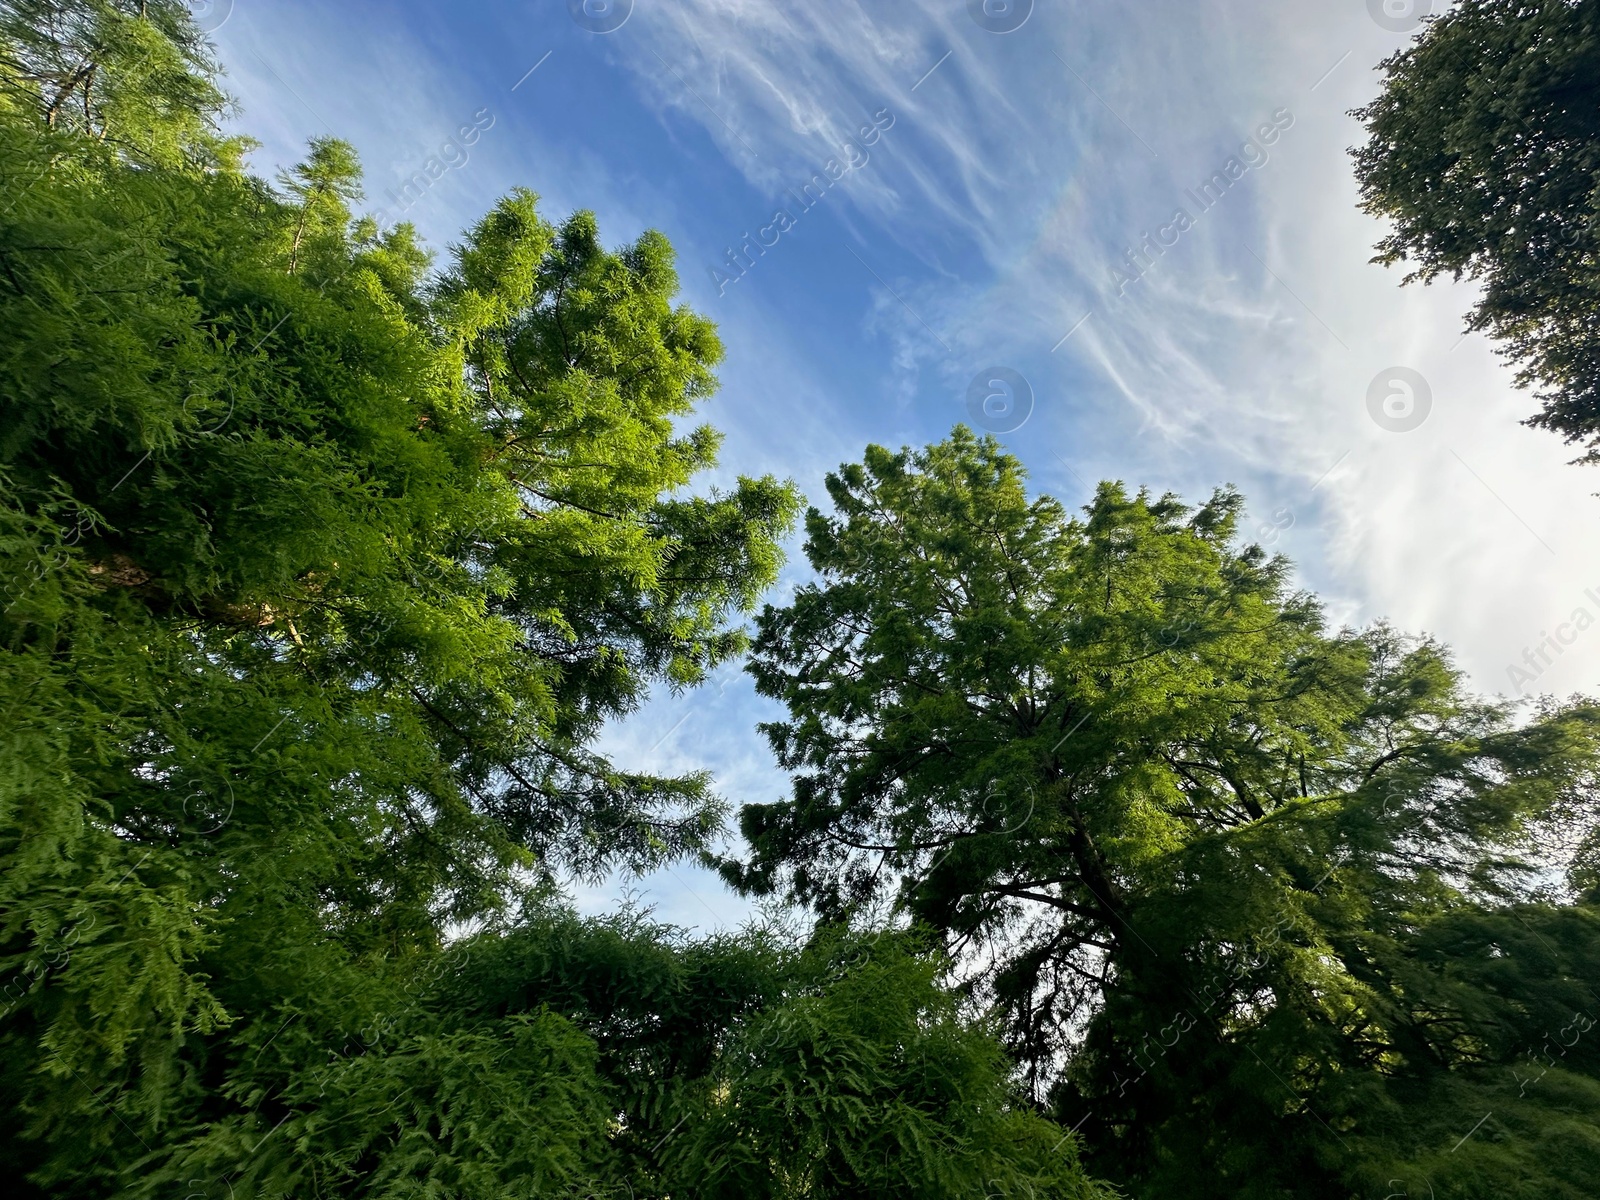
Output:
[
  {"xmin": 212, "ymin": 0, "xmax": 1600, "ymax": 928},
  {"xmin": 601, "ymin": 0, "xmax": 1600, "ymax": 700}
]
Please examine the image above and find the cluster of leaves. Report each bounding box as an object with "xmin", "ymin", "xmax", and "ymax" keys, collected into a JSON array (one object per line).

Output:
[
  {"xmin": 0, "ymin": 3, "xmax": 1109, "ymax": 1198},
  {"xmin": 731, "ymin": 431, "xmax": 1600, "ymax": 1197},
  {"xmin": 109, "ymin": 911, "xmax": 1108, "ymax": 1200},
  {"xmin": 1353, "ymin": 0, "xmax": 1600, "ymax": 460}
]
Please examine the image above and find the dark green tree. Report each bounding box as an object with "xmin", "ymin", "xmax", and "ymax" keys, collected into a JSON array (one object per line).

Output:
[
  {"xmin": 1353, "ymin": 0, "xmax": 1600, "ymax": 459},
  {"xmin": 445, "ymin": 915, "xmax": 1115, "ymax": 1200},
  {"xmin": 728, "ymin": 430, "xmax": 1600, "ymax": 1197}
]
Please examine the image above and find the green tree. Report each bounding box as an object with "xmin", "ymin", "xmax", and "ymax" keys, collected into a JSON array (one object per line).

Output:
[
  {"xmin": 446, "ymin": 914, "xmax": 1114, "ymax": 1200},
  {"xmin": 0, "ymin": 0, "xmax": 774, "ymax": 1189},
  {"xmin": 728, "ymin": 429, "xmax": 1600, "ymax": 1196},
  {"xmin": 106, "ymin": 900, "xmax": 1111, "ymax": 1200},
  {"xmin": 0, "ymin": 0, "xmax": 230, "ymax": 164},
  {"xmin": 1353, "ymin": 0, "xmax": 1600, "ymax": 460},
  {"xmin": 0, "ymin": 6, "xmax": 1118, "ymax": 1198}
]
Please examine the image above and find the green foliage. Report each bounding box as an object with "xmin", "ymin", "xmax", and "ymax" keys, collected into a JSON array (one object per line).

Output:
[
  {"xmin": 732, "ymin": 430, "xmax": 1600, "ymax": 1196},
  {"xmin": 659, "ymin": 933, "xmax": 1115, "ymax": 1200},
  {"xmin": 63, "ymin": 907, "xmax": 1106, "ymax": 1200},
  {"xmin": 14, "ymin": 1, "xmax": 1597, "ymax": 1196},
  {"xmin": 0, "ymin": 0, "xmax": 232, "ymax": 166},
  {"xmin": 453, "ymin": 916, "xmax": 1112, "ymax": 1200},
  {"xmin": 0, "ymin": 5, "xmax": 1118, "ymax": 1199},
  {"xmin": 1330, "ymin": 904, "xmax": 1600, "ymax": 1200},
  {"xmin": 1353, "ymin": 0, "xmax": 1600, "ymax": 459}
]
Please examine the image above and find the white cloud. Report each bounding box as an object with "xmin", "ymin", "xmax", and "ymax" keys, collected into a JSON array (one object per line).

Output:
[{"xmin": 603, "ymin": 0, "xmax": 1600, "ymax": 702}]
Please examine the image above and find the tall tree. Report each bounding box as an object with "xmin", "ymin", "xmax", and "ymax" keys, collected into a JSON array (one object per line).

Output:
[
  {"xmin": 0, "ymin": 6, "xmax": 1118, "ymax": 1197},
  {"xmin": 0, "ymin": 0, "xmax": 663, "ymax": 1188},
  {"xmin": 728, "ymin": 429, "xmax": 1600, "ymax": 1196},
  {"xmin": 1353, "ymin": 0, "xmax": 1600, "ymax": 459}
]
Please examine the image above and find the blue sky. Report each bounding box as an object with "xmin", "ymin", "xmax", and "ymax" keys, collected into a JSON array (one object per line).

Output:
[{"xmin": 204, "ymin": 0, "xmax": 1600, "ymax": 930}]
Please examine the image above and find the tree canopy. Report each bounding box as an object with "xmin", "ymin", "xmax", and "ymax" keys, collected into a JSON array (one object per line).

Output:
[
  {"xmin": 0, "ymin": 4, "xmax": 1109, "ymax": 1197},
  {"xmin": 729, "ymin": 430, "xmax": 1600, "ymax": 1196},
  {"xmin": 1353, "ymin": 0, "xmax": 1600, "ymax": 459},
  {"xmin": 7, "ymin": 3, "xmax": 1600, "ymax": 1198}
]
